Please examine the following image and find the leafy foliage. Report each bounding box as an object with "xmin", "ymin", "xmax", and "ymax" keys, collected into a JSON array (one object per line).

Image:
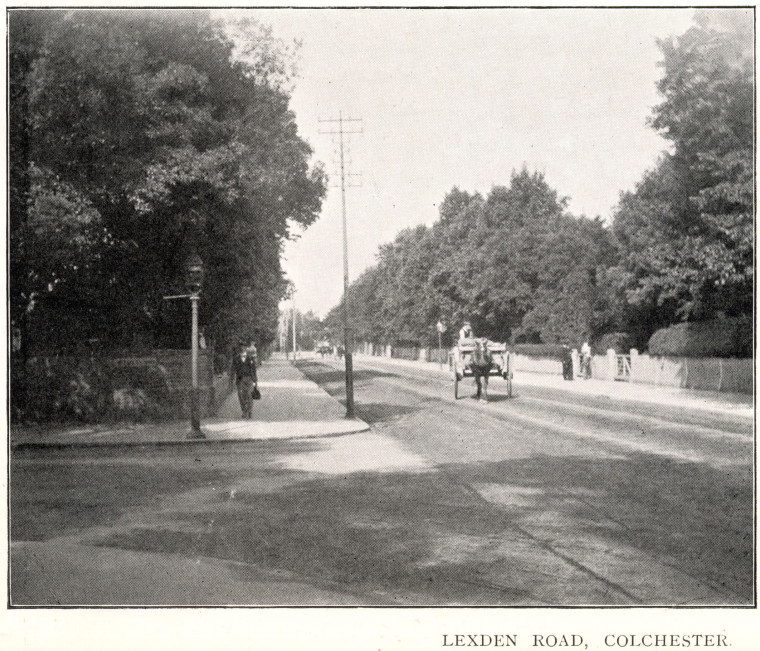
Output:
[
  {"xmin": 326, "ymin": 170, "xmax": 616, "ymax": 349},
  {"xmin": 281, "ymin": 308, "xmax": 327, "ymax": 352},
  {"xmin": 10, "ymin": 9, "xmax": 326, "ymax": 357},
  {"xmin": 612, "ymin": 11, "xmax": 753, "ymax": 324},
  {"xmin": 598, "ymin": 332, "xmax": 635, "ymax": 354},
  {"xmin": 326, "ymin": 13, "xmax": 752, "ymax": 355}
]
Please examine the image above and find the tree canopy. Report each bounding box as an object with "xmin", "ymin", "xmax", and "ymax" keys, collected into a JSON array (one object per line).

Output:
[
  {"xmin": 612, "ymin": 11, "xmax": 753, "ymax": 324},
  {"xmin": 326, "ymin": 13, "xmax": 752, "ymax": 352},
  {"xmin": 326, "ymin": 170, "xmax": 616, "ymax": 349},
  {"xmin": 10, "ymin": 9, "xmax": 326, "ymax": 355}
]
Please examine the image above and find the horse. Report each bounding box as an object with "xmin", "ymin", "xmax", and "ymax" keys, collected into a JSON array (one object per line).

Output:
[{"xmin": 469, "ymin": 338, "xmax": 493, "ymax": 402}]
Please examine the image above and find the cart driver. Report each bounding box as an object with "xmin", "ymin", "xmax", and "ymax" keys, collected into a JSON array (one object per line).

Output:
[{"xmin": 458, "ymin": 321, "xmax": 474, "ymax": 342}]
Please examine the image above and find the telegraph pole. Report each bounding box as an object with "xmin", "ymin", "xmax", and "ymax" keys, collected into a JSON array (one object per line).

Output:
[
  {"xmin": 319, "ymin": 112, "xmax": 362, "ymax": 418},
  {"xmin": 279, "ymin": 312, "xmax": 285, "ymax": 354}
]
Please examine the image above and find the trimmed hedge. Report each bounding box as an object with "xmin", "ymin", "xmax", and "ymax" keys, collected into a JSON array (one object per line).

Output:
[
  {"xmin": 391, "ymin": 346, "xmax": 420, "ymax": 361},
  {"xmin": 511, "ymin": 343, "xmax": 566, "ymax": 359},
  {"xmin": 647, "ymin": 317, "xmax": 752, "ymax": 358}
]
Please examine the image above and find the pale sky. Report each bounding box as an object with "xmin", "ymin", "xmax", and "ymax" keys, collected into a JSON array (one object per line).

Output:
[{"xmin": 241, "ymin": 8, "xmax": 708, "ymax": 317}]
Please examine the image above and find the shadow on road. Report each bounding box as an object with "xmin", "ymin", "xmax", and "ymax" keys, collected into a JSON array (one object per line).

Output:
[
  {"xmin": 13, "ymin": 439, "xmax": 751, "ymax": 605},
  {"xmin": 445, "ymin": 451, "xmax": 753, "ymax": 602},
  {"xmin": 10, "ymin": 438, "xmax": 323, "ymax": 542},
  {"xmin": 352, "ymin": 402, "xmax": 421, "ymax": 424},
  {"xmin": 78, "ymin": 447, "xmax": 751, "ymax": 605},
  {"xmin": 297, "ymin": 360, "xmax": 396, "ymax": 386},
  {"xmin": 297, "ymin": 360, "xmax": 425, "ymax": 424}
]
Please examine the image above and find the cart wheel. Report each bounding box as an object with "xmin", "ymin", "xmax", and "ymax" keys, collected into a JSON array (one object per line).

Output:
[{"xmin": 454, "ymin": 373, "xmax": 459, "ymax": 399}]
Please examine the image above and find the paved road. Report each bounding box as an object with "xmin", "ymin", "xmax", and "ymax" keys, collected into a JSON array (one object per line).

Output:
[
  {"xmin": 298, "ymin": 357, "xmax": 753, "ymax": 605},
  {"xmin": 10, "ymin": 358, "xmax": 753, "ymax": 606}
]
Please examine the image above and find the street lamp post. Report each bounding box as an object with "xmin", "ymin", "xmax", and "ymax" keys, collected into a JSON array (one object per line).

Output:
[
  {"xmin": 163, "ymin": 252, "xmax": 206, "ymax": 439},
  {"xmin": 186, "ymin": 252, "xmax": 205, "ymax": 439}
]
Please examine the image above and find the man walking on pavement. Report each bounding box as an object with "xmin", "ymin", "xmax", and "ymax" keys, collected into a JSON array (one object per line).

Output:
[{"xmin": 231, "ymin": 340, "xmax": 258, "ymax": 418}]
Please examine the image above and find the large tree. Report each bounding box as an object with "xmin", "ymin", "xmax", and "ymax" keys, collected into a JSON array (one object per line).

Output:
[
  {"xmin": 328, "ymin": 170, "xmax": 616, "ymax": 349},
  {"xmin": 612, "ymin": 11, "xmax": 753, "ymax": 326},
  {"xmin": 10, "ymin": 9, "xmax": 326, "ymax": 355}
]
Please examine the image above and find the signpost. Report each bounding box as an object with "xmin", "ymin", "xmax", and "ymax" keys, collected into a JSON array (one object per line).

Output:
[{"xmin": 436, "ymin": 320, "xmax": 447, "ymax": 369}]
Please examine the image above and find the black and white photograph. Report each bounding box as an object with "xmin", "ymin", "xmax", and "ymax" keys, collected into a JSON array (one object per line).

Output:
[{"xmin": 4, "ymin": 2, "xmax": 756, "ymax": 646}]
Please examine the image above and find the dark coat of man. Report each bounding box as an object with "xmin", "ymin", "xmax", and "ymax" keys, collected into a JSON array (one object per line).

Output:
[
  {"xmin": 231, "ymin": 350, "xmax": 257, "ymax": 418},
  {"xmin": 561, "ymin": 344, "xmax": 574, "ymax": 381},
  {"xmin": 232, "ymin": 351, "xmax": 257, "ymax": 383}
]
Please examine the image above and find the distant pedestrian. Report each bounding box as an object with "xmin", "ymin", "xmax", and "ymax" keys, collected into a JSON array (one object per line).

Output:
[
  {"xmin": 231, "ymin": 341, "xmax": 258, "ymax": 418},
  {"xmin": 581, "ymin": 340, "xmax": 592, "ymax": 379},
  {"xmin": 561, "ymin": 344, "xmax": 574, "ymax": 381}
]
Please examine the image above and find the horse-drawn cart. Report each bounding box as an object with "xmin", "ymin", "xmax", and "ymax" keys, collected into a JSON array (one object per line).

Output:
[{"xmin": 450, "ymin": 338, "xmax": 513, "ymax": 400}]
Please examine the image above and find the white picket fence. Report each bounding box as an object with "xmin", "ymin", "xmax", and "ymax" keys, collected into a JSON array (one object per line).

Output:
[{"xmin": 357, "ymin": 342, "xmax": 752, "ymax": 395}]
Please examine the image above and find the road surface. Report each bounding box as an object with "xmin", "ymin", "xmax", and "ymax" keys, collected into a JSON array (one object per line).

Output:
[{"xmin": 10, "ymin": 357, "xmax": 753, "ymax": 606}]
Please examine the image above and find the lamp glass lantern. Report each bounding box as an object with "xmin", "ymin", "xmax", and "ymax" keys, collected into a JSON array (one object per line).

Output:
[{"xmin": 186, "ymin": 252, "xmax": 205, "ymax": 294}]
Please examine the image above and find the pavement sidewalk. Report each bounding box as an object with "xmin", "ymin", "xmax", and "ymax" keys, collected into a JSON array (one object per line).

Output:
[
  {"xmin": 350, "ymin": 352, "xmax": 754, "ymax": 421},
  {"xmin": 11, "ymin": 359, "xmax": 368, "ymax": 449}
]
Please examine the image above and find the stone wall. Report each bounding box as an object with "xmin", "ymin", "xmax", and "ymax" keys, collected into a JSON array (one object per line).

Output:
[{"xmin": 154, "ymin": 349, "xmax": 230, "ymax": 415}]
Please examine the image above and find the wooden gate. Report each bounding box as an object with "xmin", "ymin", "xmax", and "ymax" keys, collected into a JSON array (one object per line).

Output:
[{"xmin": 615, "ymin": 354, "xmax": 631, "ymax": 381}]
